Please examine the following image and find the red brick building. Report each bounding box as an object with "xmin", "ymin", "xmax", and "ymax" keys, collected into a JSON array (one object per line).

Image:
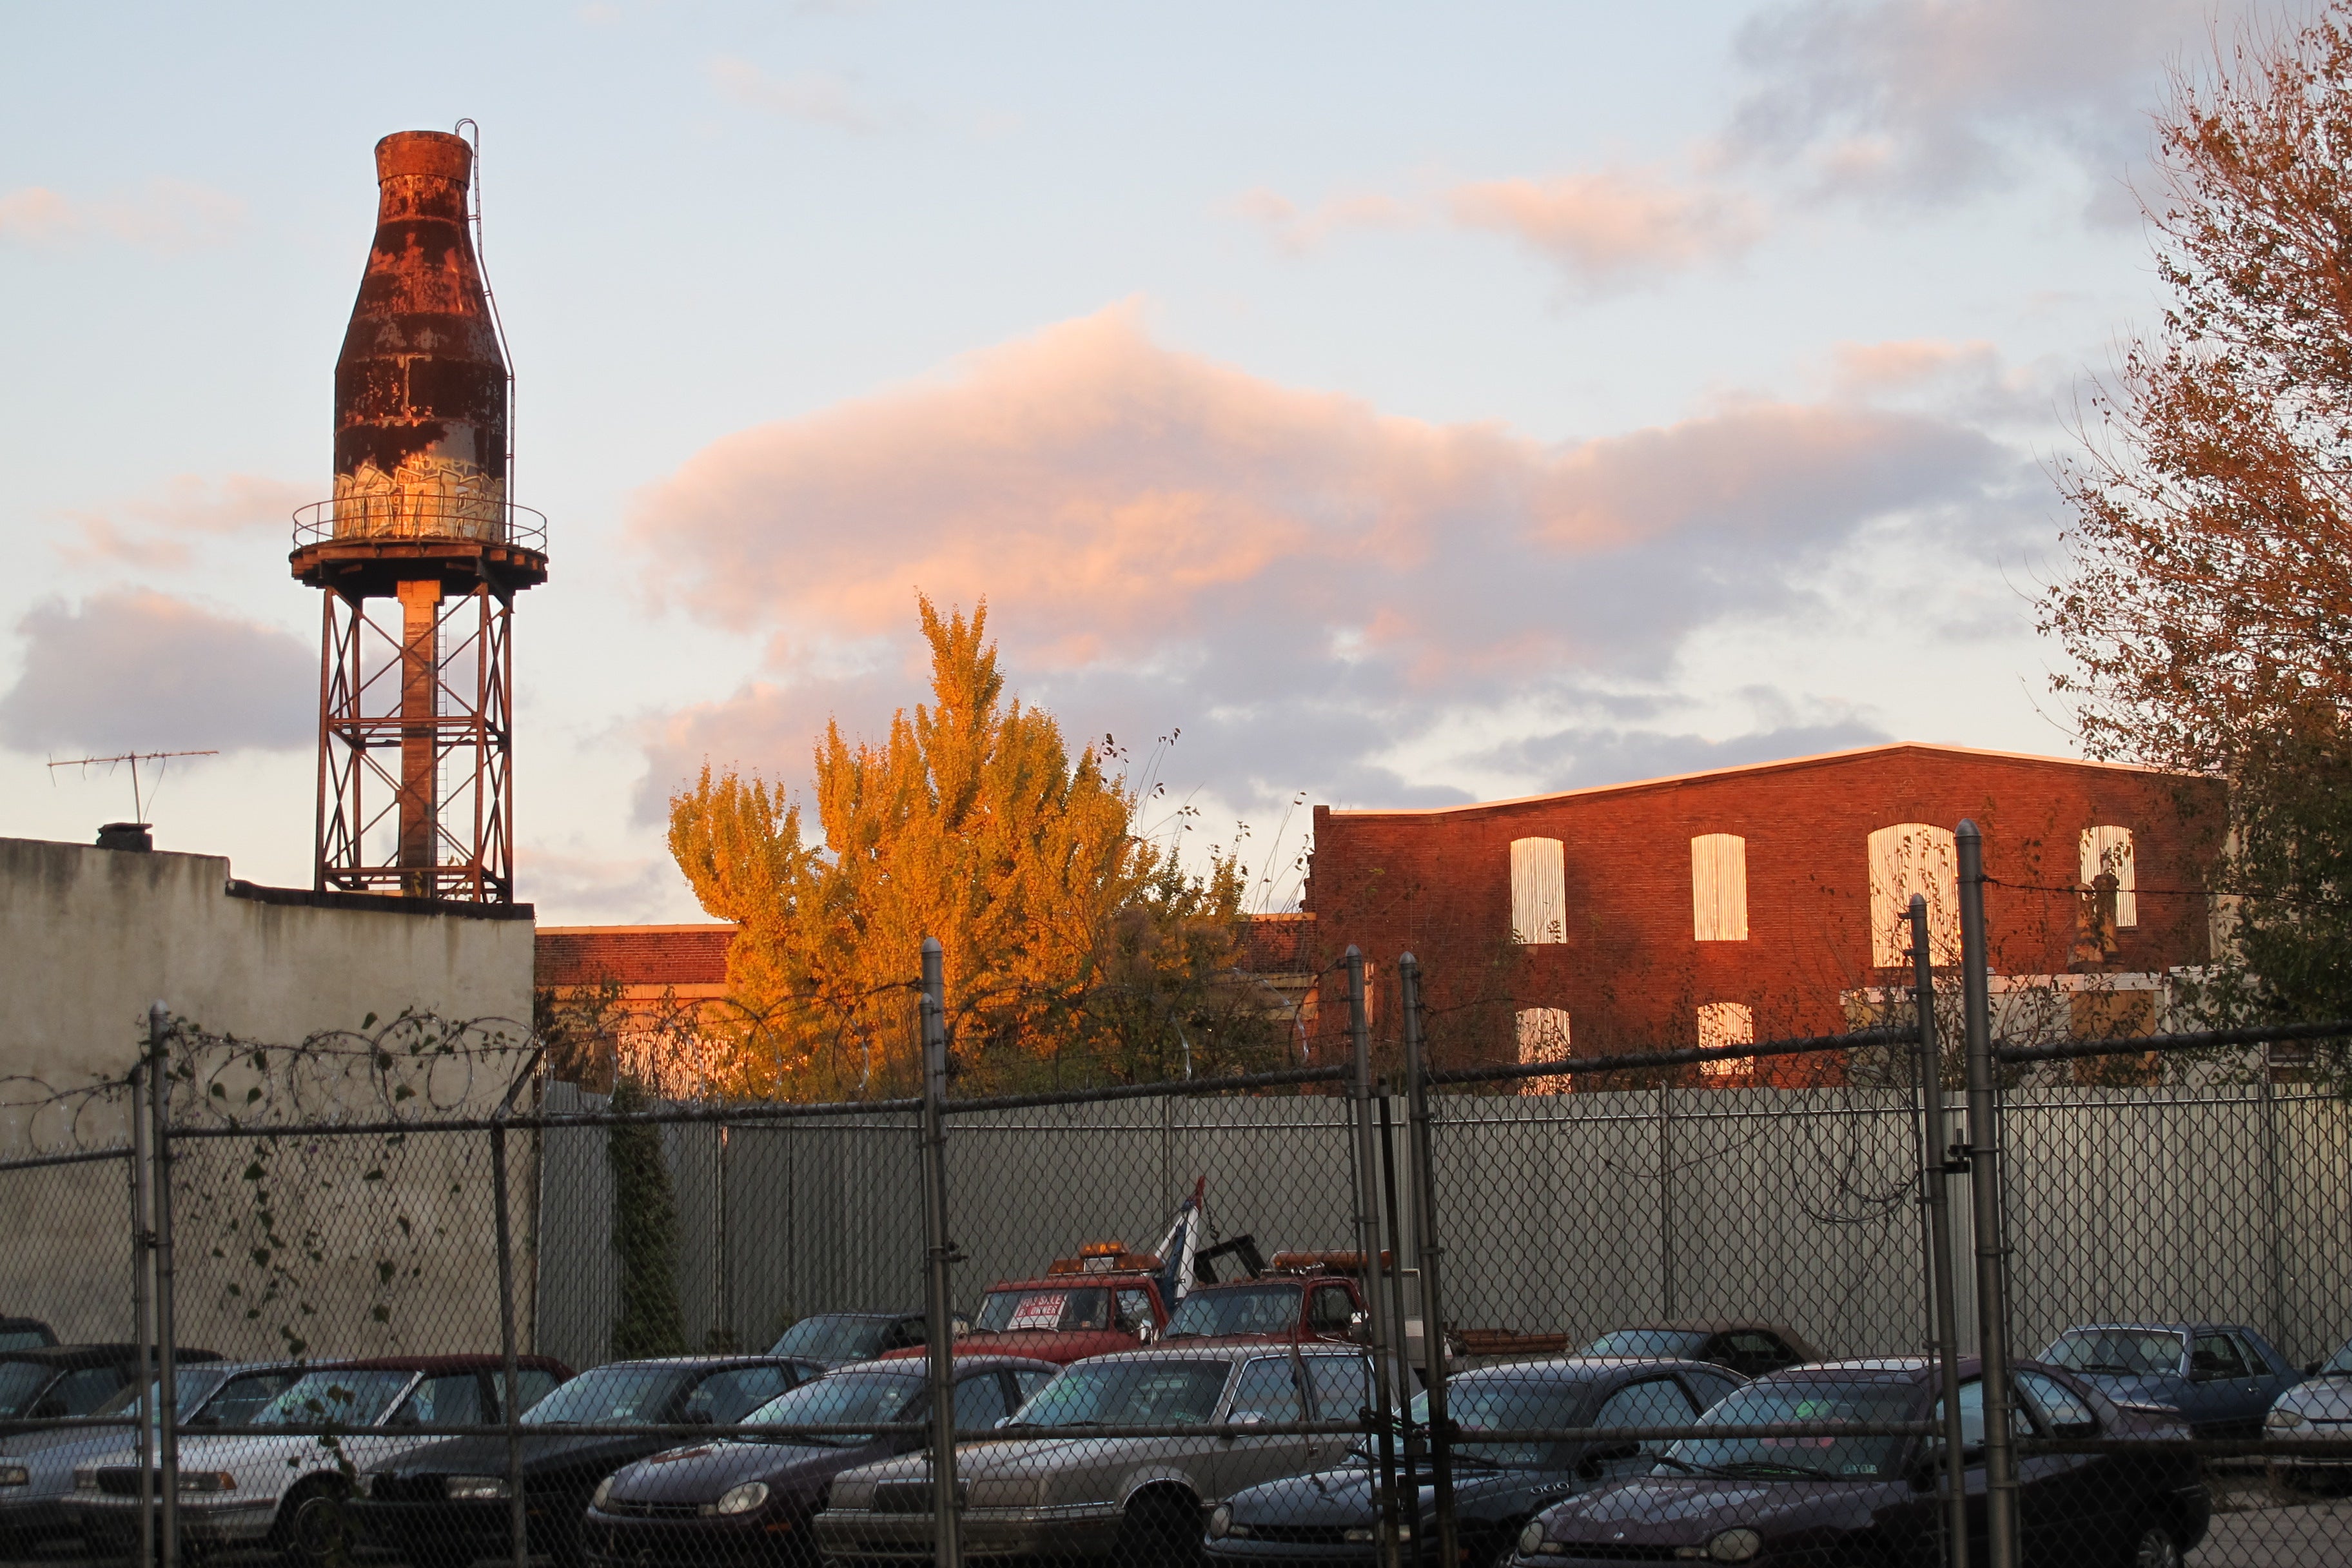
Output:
[{"xmin": 1285, "ymin": 743, "xmax": 2225, "ymax": 1074}]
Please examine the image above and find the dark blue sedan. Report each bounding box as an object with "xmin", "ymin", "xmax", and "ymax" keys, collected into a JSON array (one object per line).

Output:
[{"xmin": 2035, "ymin": 1322, "xmax": 2301, "ymax": 1438}]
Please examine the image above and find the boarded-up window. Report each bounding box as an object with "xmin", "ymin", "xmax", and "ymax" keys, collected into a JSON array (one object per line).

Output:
[
  {"xmin": 1515, "ymin": 1008, "xmax": 1572, "ymax": 1095},
  {"xmin": 1867, "ymin": 823, "xmax": 1959, "ymax": 968},
  {"xmin": 1510, "ymin": 838, "xmax": 1567, "ymax": 945},
  {"xmin": 2079, "ymin": 826, "xmax": 2138, "ymax": 928},
  {"xmin": 1691, "ymin": 834, "xmax": 1749, "ymax": 941},
  {"xmin": 1696, "ymin": 1001, "xmax": 1753, "ymax": 1085}
]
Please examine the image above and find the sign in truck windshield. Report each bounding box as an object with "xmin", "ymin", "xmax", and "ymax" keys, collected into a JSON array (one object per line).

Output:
[{"xmin": 976, "ymin": 1288, "xmax": 1110, "ymax": 1333}]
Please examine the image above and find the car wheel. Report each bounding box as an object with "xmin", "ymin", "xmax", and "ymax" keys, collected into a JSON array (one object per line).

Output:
[
  {"xmin": 277, "ymin": 1477, "xmax": 354, "ymax": 1567},
  {"xmin": 1117, "ymin": 1488, "xmax": 1202, "ymax": 1568},
  {"xmin": 2122, "ymin": 1524, "xmax": 2180, "ymax": 1568}
]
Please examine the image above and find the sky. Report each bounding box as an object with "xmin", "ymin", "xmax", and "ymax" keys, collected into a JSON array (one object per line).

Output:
[{"xmin": 0, "ymin": 0, "xmax": 2298, "ymax": 923}]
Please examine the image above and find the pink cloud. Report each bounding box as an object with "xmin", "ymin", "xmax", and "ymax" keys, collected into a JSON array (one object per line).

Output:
[
  {"xmin": 1446, "ymin": 171, "xmax": 1765, "ymax": 288},
  {"xmin": 57, "ymin": 474, "xmax": 315, "ymax": 567},
  {"xmin": 632, "ymin": 305, "xmax": 1999, "ymax": 681},
  {"xmin": 0, "ymin": 181, "xmax": 244, "ymax": 250},
  {"xmin": 1233, "ymin": 186, "xmax": 1422, "ymax": 253}
]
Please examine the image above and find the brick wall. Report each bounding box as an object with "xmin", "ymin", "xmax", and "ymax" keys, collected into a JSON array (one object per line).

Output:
[{"xmin": 1296, "ymin": 743, "xmax": 2225, "ymax": 1068}]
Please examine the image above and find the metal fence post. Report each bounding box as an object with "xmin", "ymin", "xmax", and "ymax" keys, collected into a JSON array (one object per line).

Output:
[
  {"xmin": 147, "ymin": 1002, "xmax": 179, "ymax": 1568},
  {"xmin": 1955, "ymin": 823, "xmax": 2017, "ymax": 1568},
  {"xmin": 128, "ymin": 1058, "xmax": 155, "ymax": 1568},
  {"xmin": 1910, "ymin": 896, "xmax": 1968, "ymax": 1568},
  {"xmin": 919, "ymin": 939, "xmax": 961, "ymax": 1568},
  {"xmin": 1345, "ymin": 948, "xmax": 1402, "ymax": 1568},
  {"xmin": 490, "ymin": 1119, "xmax": 528, "ymax": 1568},
  {"xmin": 1400, "ymin": 955, "xmax": 1456, "ymax": 1568}
]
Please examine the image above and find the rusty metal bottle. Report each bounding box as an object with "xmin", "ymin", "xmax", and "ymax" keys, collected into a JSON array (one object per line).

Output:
[{"xmin": 333, "ymin": 130, "xmax": 507, "ymax": 544}]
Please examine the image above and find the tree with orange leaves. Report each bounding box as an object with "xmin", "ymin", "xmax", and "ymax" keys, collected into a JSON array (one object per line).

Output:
[
  {"xmin": 667, "ymin": 598, "xmax": 1282, "ymax": 1096},
  {"xmin": 2047, "ymin": 5, "xmax": 2352, "ymax": 1035}
]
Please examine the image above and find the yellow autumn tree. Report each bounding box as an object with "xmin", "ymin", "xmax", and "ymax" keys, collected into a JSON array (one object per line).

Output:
[{"xmin": 667, "ymin": 598, "xmax": 1283, "ymax": 1097}]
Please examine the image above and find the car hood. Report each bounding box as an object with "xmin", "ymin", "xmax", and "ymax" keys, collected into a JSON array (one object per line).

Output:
[
  {"xmin": 2277, "ymin": 1377, "xmax": 2352, "ymax": 1422},
  {"xmin": 373, "ymin": 1431, "xmax": 670, "ymax": 1482},
  {"xmin": 1539, "ymin": 1475, "xmax": 1888, "ymax": 1547},
  {"xmin": 606, "ymin": 1438, "xmax": 888, "ymax": 1505},
  {"xmin": 1228, "ymin": 1466, "xmax": 1543, "ymax": 1528}
]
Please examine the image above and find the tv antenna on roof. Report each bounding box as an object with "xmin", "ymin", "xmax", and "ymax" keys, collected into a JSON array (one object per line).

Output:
[{"xmin": 46, "ymin": 749, "xmax": 219, "ymax": 825}]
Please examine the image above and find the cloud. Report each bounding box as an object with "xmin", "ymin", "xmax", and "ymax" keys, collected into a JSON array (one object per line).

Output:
[
  {"xmin": 625, "ymin": 306, "xmax": 2023, "ymax": 818},
  {"xmin": 1233, "ymin": 187, "xmax": 1422, "ymax": 253},
  {"xmin": 56, "ymin": 474, "xmax": 313, "ymax": 567},
  {"xmin": 0, "ymin": 181, "xmax": 245, "ymax": 250},
  {"xmin": 708, "ymin": 57, "xmax": 883, "ymax": 132},
  {"xmin": 1446, "ymin": 171, "xmax": 1765, "ymax": 288},
  {"xmin": 0, "ymin": 591, "xmax": 313, "ymax": 756},
  {"xmin": 1725, "ymin": 0, "xmax": 2282, "ymax": 206}
]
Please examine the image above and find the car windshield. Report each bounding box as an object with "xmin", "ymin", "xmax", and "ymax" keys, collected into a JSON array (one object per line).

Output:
[
  {"xmin": 770, "ymin": 1317, "xmax": 891, "ymax": 1364},
  {"xmin": 524, "ymin": 1365, "xmax": 692, "ymax": 1426},
  {"xmin": 1013, "ymin": 1360, "xmax": 1230, "ymax": 1427},
  {"xmin": 258, "ymin": 1370, "xmax": 415, "ymax": 1427},
  {"xmin": 0, "ymin": 1329, "xmax": 52, "ymax": 1353},
  {"xmin": 1166, "ymin": 1285, "xmax": 1302, "ymax": 1338},
  {"xmin": 1409, "ymin": 1376, "xmax": 1594, "ymax": 1465},
  {"xmin": 2317, "ymin": 1342, "xmax": 2352, "ymax": 1377},
  {"xmin": 743, "ymin": 1371, "xmax": 922, "ymax": 1446},
  {"xmin": 1580, "ymin": 1329, "xmax": 1707, "ymax": 1360},
  {"xmin": 0, "ymin": 1362, "xmax": 57, "ymax": 1417},
  {"xmin": 975, "ymin": 1288, "xmax": 1111, "ymax": 1334},
  {"xmin": 2039, "ymin": 1330, "xmax": 2185, "ymax": 1378},
  {"xmin": 1663, "ymin": 1377, "xmax": 1916, "ymax": 1480},
  {"xmin": 91, "ymin": 1367, "xmax": 231, "ymax": 1422}
]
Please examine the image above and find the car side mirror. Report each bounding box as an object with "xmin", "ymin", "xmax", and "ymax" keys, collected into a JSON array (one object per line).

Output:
[
  {"xmin": 2306, "ymin": 1361, "xmax": 2322, "ymax": 1377},
  {"xmin": 1574, "ymin": 1441, "xmax": 1642, "ymax": 1480},
  {"xmin": 1138, "ymin": 1323, "xmax": 1159, "ymax": 1344},
  {"xmin": 1226, "ymin": 1411, "xmax": 1267, "ymax": 1436},
  {"xmin": 993, "ymin": 1416, "xmax": 1011, "ymax": 1430}
]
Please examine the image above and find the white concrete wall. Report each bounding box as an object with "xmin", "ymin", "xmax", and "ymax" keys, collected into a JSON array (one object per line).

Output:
[
  {"xmin": 0, "ymin": 836, "xmax": 536, "ymax": 1355},
  {"xmin": 0, "ymin": 836, "xmax": 533, "ymax": 1090}
]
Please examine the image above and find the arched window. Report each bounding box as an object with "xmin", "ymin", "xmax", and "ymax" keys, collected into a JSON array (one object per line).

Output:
[
  {"xmin": 1696, "ymin": 1001, "xmax": 1754, "ymax": 1085},
  {"xmin": 1510, "ymin": 838, "xmax": 1567, "ymax": 945},
  {"xmin": 2079, "ymin": 826, "xmax": 2137, "ymax": 928},
  {"xmin": 1691, "ymin": 833, "xmax": 1749, "ymax": 941},
  {"xmin": 1515, "ymin": 1008, "xmax": 1572, "ymax": 1095},
  {"xmin": 1867, "ymin": 823, "xmax": 1959, "ymax": 967}
]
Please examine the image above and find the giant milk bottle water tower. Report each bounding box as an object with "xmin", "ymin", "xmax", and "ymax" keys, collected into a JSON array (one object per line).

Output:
[{"xmin": 289, "ymin": 130, "xmax": 547, "ymax": 903}]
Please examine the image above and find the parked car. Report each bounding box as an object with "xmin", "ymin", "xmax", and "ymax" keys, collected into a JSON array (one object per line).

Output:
[
  {"xmin": 769, "ymin": 1313, "xmax": 952, "ymax": 1367},
  {"xmin": 0, "ymin": 1345, "xmax": 222, "ymax": 1433},
  {"xmin": 885, "ymin": 1249, "xmax": 1175, "ymax": 1368},
  {"xmin": 1573, "ymin": 1323, "xmax": 1818, "ymax": 1380},
  {"xmin": 0, "ymin": 1360, "xmax": 302, "ymax": 1556},
  {"xmin": 0, "ymin": 1321, "xmax": 56, "ymax": 1355},
  {"xmin": 355, "ymin": 1353, "xmax": 823, "ymax": 1568},
  {"xmin": 1162, "ymin": 1266, "xmax": 1368, "ymax": 1350},
  {"xmin": 66, "ymin": 1355, "xmax": 570, "ymax": 1563},
  {"xmin": 1206, "ymin": 1357, "xmax": 1746, "ymax": 1568},
  {"xmin": 2037, "ymin": 1321, "xmax": 2300, "ymax": 1437},
  {"xmin": 583, "ymin": 1355, "xmax": 1057, "ymax": 1568},
  {"xmin": 1513, "ymin": 1357, "xmax": 2210, "ymax": 1567},
  {"xmin": 819, "ymin": 1344, "xmax": 1373, "ymax": 1562},
  {"xmin": 2266, "ymin": 1333, "xmax": 2352, "ymax": 1494}
]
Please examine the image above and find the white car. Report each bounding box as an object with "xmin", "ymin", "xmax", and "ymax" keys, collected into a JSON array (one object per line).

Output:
[
  {"xmin": 2266, "ymin": 1337, "xmax": 2352, "ymax": 1494},
  {"xmin": 66, "ymin": 1357, "xmax": 564, "ymax": 1563}
]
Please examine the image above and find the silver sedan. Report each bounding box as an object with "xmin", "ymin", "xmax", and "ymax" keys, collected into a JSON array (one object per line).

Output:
[{"xmin": 816, "ymin": 1345, "xmax": 1373, "ymax": 1563}]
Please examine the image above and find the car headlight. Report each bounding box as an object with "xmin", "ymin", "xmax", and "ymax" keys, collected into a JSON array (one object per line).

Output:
[
  {"xmin": 712, "ymin": 1482, "xmax": 769, "ymax": 1517},
  {"xmin": 446, "ymin": 1476, "xmax": 511, "ymax": 1501},
  {"xmin": 1208, "ymin": 1504, "xmax": 1232, "ymax": 1540},
  {"xmin": 591, "ymin": 1477, "xmax": 614, "ymax": 1512},
  {"xmin": 2268, "ymin": 1407, "xmax": 2309, "ymax": 1431},
  {"xmin": 1519, "ymin": 1520, "xmax": 1547, "ymax": 1556},
  {"xmin": 0, "ymin": 1465, "xmax": 28, "ymax": 1488},
  {"xmin": 178, "ymin": 1472, "xmax": 237, "ymax": 1494},
  {"xmin": 1704, "ymin": 1527, "xmax": 1761, "ymax": 1563}
]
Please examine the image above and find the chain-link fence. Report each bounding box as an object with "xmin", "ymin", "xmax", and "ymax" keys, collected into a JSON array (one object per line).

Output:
[{"xmin": 4, "ymin": 826, "xmax": 2350, "ymax": 1568}]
